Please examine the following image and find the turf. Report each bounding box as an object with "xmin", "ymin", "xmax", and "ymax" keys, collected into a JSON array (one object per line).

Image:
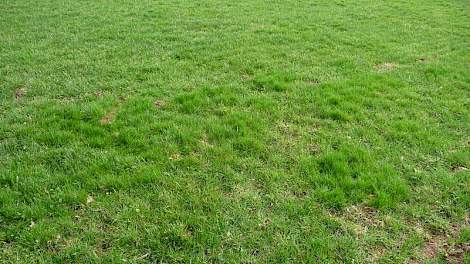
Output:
[{"xmin": 0, "ymin": 0, "xmax": 469, "ymax": 263}]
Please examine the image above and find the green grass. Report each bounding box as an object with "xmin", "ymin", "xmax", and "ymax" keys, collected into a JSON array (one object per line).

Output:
[{"xmin": 1, "ymin": 0, "xmax": 469, "ymax": 263}]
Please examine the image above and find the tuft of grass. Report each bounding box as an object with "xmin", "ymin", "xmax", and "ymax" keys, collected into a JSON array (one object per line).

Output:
[{"xmin": 252, "ymin": 71, "xmax": 295, "ymax": 92}]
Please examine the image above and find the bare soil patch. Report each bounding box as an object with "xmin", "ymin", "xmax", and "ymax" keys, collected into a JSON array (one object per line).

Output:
[
  {"xmin": 374, "ymin": 63, "xmax": 397, "ymax": 72},
  {"xmin": 100, "ymin": 97, "xmax": 125, "ymax": 125},
  {"xmin": 100, "ymin": 108, "xmax": 118, "ymax": 125},
  {"xmin": 154, "ymin": 99, "xmax": 166, "ymax": 109},
  {"xmin": 15, "ymin": 86, "xmax": 26, "ymax": 100}
]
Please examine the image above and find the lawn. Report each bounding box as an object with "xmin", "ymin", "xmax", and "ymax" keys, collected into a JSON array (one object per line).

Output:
[{"xmin": 1, "ymin": 0, "xmax": 469, "ymax": 263}]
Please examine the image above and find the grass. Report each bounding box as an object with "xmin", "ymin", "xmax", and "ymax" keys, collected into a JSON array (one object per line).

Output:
[{"xmin": 0, "ymin": 0, "xmax": 469, "ymax": 263}]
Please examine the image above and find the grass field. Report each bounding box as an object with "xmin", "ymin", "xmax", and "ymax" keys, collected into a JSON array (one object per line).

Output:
[{"xmin": 1, "ymin": 0, "xmax": 469, "ymax": 263}]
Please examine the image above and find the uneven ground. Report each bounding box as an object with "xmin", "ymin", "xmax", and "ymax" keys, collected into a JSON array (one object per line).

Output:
[{"xmin": 1, "ymin": 0, "xmax": 469, "ymax": 263}]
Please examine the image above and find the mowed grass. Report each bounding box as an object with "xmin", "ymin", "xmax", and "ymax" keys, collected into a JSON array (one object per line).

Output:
[{"xmin": 0, "ymin": 0, "xmax": 469, "ymax": 263}]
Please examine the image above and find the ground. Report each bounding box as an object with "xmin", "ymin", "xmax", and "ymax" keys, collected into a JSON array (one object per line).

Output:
[{"xmin": 0, "ymin": 0, "xmax": 469, "ymax": 263}]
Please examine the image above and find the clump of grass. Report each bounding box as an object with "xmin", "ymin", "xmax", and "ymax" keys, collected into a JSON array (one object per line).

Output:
[
  {"xmin": 301, "ymin": 144, "xmax": 409, "ymax": 210},
  {"xmin": 252, "ymin": 72, "xmax": 295, "ymax": 92}
]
